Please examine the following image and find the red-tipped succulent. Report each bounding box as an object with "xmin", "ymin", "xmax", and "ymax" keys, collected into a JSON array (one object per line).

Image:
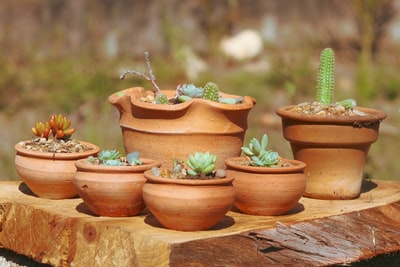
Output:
[{"xmin": 32, "ymin": 114, "xmax": 75, "ymax": 140}]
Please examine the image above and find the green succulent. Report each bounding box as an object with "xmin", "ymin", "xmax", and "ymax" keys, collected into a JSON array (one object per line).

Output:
[
  {"xmin": 98, "ymin": 149, "xmax": 121, "ymax": 161},
  {"xmin": 202, "ymin": 82, "xmax": 220, "ymax": 102},
  {"xmin": 316, "ymin": 48, "xmax": 356, "ymax": 109},
  {"xmin": 89, "ymin": 149, "xmax": 142, "ymax": 166},
  {"xmin": 126, "ymin": 151, "xmax": 142, "ymax": 166},
  {"xmin": 186, "ymin": 151, "xmax": 217, "ymax": 177},
  {"xmin": 177, "ymin": 84, "xmax": 203, "ymax": 98},
  {"xmin": 241, "ymin": 134, "xmax": 279, "ymax": 167}
]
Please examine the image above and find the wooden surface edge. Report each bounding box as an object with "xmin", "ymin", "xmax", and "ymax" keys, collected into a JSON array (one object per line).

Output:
[
  {"xmin": 169, "ymin": 201, "xmax": 400, "ymax": 266},
  {"xmin": 1, "ymin": 180, "xmax": 400, "ymax": 266}
]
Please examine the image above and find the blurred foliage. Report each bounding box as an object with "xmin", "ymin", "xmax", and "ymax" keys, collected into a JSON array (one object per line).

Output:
[{"xmin": 1, "ymin": 0, "xmax": 400, "ymax": 181}]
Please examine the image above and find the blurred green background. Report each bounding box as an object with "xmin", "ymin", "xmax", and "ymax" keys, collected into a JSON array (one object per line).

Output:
[{"xmin": 1, "ymin": 0, "xmax": 399, "ymax": 181}]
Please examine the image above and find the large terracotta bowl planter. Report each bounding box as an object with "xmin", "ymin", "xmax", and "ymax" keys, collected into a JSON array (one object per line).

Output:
[
  {"xmin": 14, "ymin": 141, "xmax": 100, "ymax": 199},
  {"xmin": 225, "ymin": 157, "xmax": 307, "ymax": 216},
  {"xmin": 73, "ymin": 158, "xmax": 161, "ymax": 217},
  {"xmin": 142, "ymin": 170, "xmax": 235, "ymax": 231},
  {"xmin": 276, "ymin": 106, "xmax": 386, "ymax": 200},
  {"xmin": 108, "ymin": 87, "xmax": 256, "ymax": 169}
]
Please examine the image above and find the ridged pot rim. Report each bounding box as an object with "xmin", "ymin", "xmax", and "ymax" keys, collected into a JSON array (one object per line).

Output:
[
  {"xmin": 75, "ymin": 158, "xmax": 161, "ymax": 173},
  {"xmin": 15, "ymin": 141, "xmax": 100, "ymax": 160},
  {"xmin": 108, "ymin": 87, "xmax": 256, "ymax": 112},
  {"xmin": 143, "ymin": 169, "xmax": 234, "ymax": 185},
  {"xmin": 225, "ymin": 157, "xmax": 307, "ymax": 174},
  {"xmin": 276, "ymin": 105, "xmax": 387, "ymax": 124}
]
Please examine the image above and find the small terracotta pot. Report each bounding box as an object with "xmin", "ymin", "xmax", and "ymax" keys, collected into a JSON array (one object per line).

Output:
[
  {"xmin": 276, "ymin": 105, "xmax": 386, "ymax": 200},
  {"xmin": 225, "ymin": 157, "xmax": 307, "ymax": 216},
  {"xmin": 14, "ymin": 141, "xmax": 100, "ymax": 199},
  {"xmin": 142, "ymin": 170, "xmax": 235, "ymax": 231},
  {"xmin": 73, "ymin": 158, "xmax": 161, "ymax": 217},
  {"xmin": 108, "ymin": 87, "xmax": 256, "ymax": 169}
]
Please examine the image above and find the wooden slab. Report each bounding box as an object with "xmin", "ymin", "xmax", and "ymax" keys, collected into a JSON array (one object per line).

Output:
[{"xmin": 1, "ymin": 180, "xmax": 400, "ymax": 266}]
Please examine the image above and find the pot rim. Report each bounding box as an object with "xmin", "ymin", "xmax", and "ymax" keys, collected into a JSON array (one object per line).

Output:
[
  {"xmin": 109, "ymin": 87, "xmax": 256, "ymax": 112},
  {"xmin": 276, "ymin": 105, "xmax": 387, "ymax": 124},
  {"xmin": 225, "ymin": 157, "xmax": 306, "ymax": 174},
  {"xmin": 15, "ymin": 141, "xmax": 100, "ymax": 160},
  {"xmin": 75, "ymin": 158, "xmax": 161, "ymax": 173},
  {"xmin": 143, "ymin": 169, "xmax": 234, "ymax": 185}
]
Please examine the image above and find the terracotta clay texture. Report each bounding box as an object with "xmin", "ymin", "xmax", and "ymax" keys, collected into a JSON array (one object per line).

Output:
[
  {"xmin": 225, "ymin": 157, "xmax": 307, "ymax": 216},
  {"xmin": 276, "ymin": 105, "xmax": 386, "ymax": 200},
  {"xmin": 73, "ymin": 158, "xmax": 161, "ymax": 217},
  {"xmin": 14, "ymin": 141, "xmax": 99, "ymax": 200},
  {"xmin": 108, "ymin": 87, "xmax": 256, "ymax": 169},
  {"xmin": 142, "ymin": 170, "xmax": 235, "ymax": 231}
]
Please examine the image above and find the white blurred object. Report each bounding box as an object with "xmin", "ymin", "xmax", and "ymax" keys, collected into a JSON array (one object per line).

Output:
[
  {"xmin": 220, "ymin": 29, "xmax": 263, "ymax": 61},
  {"xmin": 180, "ymin": 46, "xmax": 208, "ymax": 80}
]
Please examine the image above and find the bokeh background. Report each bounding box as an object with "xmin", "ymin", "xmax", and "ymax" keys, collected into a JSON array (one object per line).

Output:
[{"xmin": 1, "ymin": 0, "xmax": 399, "ymax": 181}]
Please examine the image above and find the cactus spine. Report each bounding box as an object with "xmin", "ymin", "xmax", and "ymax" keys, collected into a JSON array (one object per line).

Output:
[
  {"xmin": 202, "ymin": 82, "xmax": 220, "ymax": 102},
  {"xmin": 316, "ymin": 48, "xmax": 335, "ymax": 105}
]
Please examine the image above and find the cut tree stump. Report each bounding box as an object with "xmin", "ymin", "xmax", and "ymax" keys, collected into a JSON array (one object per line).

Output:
[{"xmin": 1, "ymin": 180, "xmax": 400, "ymax": 266}]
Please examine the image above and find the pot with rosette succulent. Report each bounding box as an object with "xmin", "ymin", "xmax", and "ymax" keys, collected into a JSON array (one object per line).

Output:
[
  {"xmin": 108, "ymin": 52, "xmax": 256, "ymax": 169},
  {"xmin": 14, "ymin": 114, "xmax": 100, "ymax": 199},
  {"xmin": 73, "ymin": 149, "xmax": 161, "ymax": 217},
  {"xmin": 276, "ymin": 48, "xmax": 386, "ymax": 200},
  {"xmin": 142, "ymin": 151, "xmax": 235, "ymax": 231},
  {"xmin": 225, "ymin": 134, "xmax": 307, "ymax": 216}
]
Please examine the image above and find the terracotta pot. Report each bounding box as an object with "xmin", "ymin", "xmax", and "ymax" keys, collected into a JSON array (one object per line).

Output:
[
  {"xmin": 73, "ymin": 158, "xmax": 161, "ymax": 217},
  {"xmin": 225, "ymin": 157, "xmax": 306, "ymax": 216},
  {"xmin": 14, "ymin": 141, "xmax": 100, "ymax": 199},
  {"xmin": 142, "ymin": 170, "xmax": 235, "ymax": 231},
  {"xmin": 276, "ymin": 105, "xmax": 386, "ymax": 200},
  {"xmin": 108, "ymin": 87, "xmax": 256, "ymax": 169}
]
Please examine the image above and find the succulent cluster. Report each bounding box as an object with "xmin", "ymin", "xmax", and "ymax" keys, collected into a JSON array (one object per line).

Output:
[
  {"xmin": 151, "ymin": 151, "xmax": 225, "ymax": 179},
  {"xmin": 241, "ymin": 134, "xmax": 280, "ymax": 167},
  {"xmin": 186, "ymin": 151, "xmax": 217, "ymax": 177},
  {"xmin": 31, "ymin": 114, "xmax": 75, "ymax": 140},
  {"xmin": 87, "ymin": 150, "xmax": 142, "ymax": 166},
  {"xmin": 120, "ymin": 52, "xmax": 243, "ymax": 105},
  {"xmin": 316, "ymin": 48, "xmax": 356, "ymax": 110}
]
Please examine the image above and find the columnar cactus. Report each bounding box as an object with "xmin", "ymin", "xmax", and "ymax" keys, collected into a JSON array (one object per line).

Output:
[
  {"xmin": 316, "ymin": 48, "xmax": 335, "ymax": 106},
  {"xmin": 316, "ymin": 48, "xmax": 356, "ymax": 109}
]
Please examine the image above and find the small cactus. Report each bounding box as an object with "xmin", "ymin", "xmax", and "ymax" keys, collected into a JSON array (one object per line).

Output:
[
  {"xmin": 202, "ymin": 82, "xmax": 220, "ymax": 102},
  {"xmin": 241, "ymin": 134, "xmax": 279, "ymax": 167},
  {"xmin": 336, "ymin": 98, "xmax": 357, "ymax": 109},
  {"xmin": 316, "ymin": 48, "xmax": 335, "ymax": 106},
  {"xmin": 315, "ymin": 48, "xmax": 356, "ymax": 110},
  {"xmin": 186, "ymin": 151, "xmax": 217, "ymax": 177}
]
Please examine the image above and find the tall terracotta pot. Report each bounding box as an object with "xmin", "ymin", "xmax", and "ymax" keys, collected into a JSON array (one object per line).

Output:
[
  {"xmin": 276, "ymin": 106, "xmax": 386, "ymax": 200},
  {"xmin": 15, "ymin": 141, "xmax": 100, "ymax": 199},
  {"xmin": 142, "ymin": 170, "xmax": 235, "ymax": 231},
  {"xmin": 73, "ymin": 158, "xmax": 161, "ymax": 217},
  {"xmin": 225, "ymin": 157, "xmax": 306, "ymax": 216},
  {"xmin": 108, "ymin": 87, "xmax": 256, "ymax": 169}
]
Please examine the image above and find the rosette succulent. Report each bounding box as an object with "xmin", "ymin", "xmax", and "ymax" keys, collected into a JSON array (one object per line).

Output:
[{"xmin": 241, "ymin": 134, "xmax": 279, "ymax": 167}]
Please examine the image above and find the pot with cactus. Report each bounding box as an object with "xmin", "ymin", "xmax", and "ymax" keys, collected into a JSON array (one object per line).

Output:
[
  {"xmin": 225, "ymin": 134, "xmax": 306, "ymax": 216},
  {"xmin": 108, "ymin": 52, "xmax": 256, "ymax": 169},
  {"xmin": 276, "ymin": 48, "xmax": 386, "ymax": 200},
  {"xmin": 14, "ymin": 114, "xmax": 100, "ymax": 199},
  {"xmin": 142, "ymin": 151, "xmax": 235, "ymax": 231},
  {"xmin": 73, "ymin": 149, "xmax": 161, "ymax": 217}
]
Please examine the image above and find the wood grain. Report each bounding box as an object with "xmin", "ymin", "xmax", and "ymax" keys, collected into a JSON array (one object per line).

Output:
[{"xmin": 1, "ymin": 180, "xmax": 400, "ymax": 266}]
